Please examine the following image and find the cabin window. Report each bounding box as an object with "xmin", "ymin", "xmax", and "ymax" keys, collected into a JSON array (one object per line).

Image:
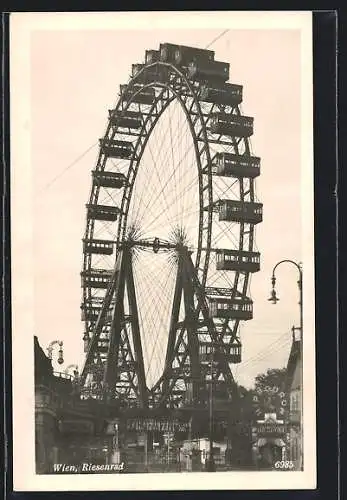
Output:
[{"xmin": 291, "ymin": 391, "xmax": 300, "ymax": 412}]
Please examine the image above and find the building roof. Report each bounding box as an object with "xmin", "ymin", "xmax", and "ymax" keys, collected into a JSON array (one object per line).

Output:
[
  {"xmin": 34, "ymin": 335, "xmax": 53, "ymax": 382},
  {"xmin": 285, "ymin": 338, "xmax": 301, "ymax": 392},
  {"xmin": 34, "ymin": 336, "xmax": 75, "ymax": 397}
]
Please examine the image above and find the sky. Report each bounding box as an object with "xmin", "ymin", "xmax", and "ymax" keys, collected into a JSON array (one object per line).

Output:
[{"xmin": 30, "ymin": 23, "xmax": 307, "ymax": 389}]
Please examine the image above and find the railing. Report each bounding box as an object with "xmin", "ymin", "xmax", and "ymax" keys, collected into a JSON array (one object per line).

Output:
[
  {"xmin": 35, "ymin": 381, "xmax": 108, "ymax": 416},
  {"xmin": 53, "ymin": 371, "xmax": 74, "ymax": 381}
]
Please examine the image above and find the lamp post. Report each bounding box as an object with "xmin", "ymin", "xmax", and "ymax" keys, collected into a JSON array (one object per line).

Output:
[
  {"xmin": 206, "ymin": 348, "xmax": 216, "ymax": 472},
  {"xmin": 110, "ymin": 420, "xmax": 121, "ymax": 465},
  {"xmin": 47, "ymin": 340, "xmax": 64, "ymax": 365},
  {"xmin": 268, "ymin": 260, "xmax": 303, "ymax": 341},
  {"xmin": 268, "ymin": 259, "xmax": 303, "ymax": 471}
]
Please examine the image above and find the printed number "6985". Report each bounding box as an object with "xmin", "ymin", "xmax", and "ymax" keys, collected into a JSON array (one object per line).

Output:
[{"xmin": 274, "ymin": 461, "xmax": 294, "ymax": 469}]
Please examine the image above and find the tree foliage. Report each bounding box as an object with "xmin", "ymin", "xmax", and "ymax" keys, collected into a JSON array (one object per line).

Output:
[{"xmin": 254, "ymin": 367, "xmax": 287, "ymax": 392}]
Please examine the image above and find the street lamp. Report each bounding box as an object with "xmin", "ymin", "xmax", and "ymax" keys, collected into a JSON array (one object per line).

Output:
[
  {"xmin": 206, "ymin": 348, "xmax": 216, "ymax": 472},
  {"xmin": 268, "ymin": 260, "xmax": 303, "ymax": 340},
  {"xmin": 268, "ymin": 259, "xmax": 303, "ymax": 471},
  {"xmin": 47, "ymin": 340, "xmax": 64, "ymax": 365}
]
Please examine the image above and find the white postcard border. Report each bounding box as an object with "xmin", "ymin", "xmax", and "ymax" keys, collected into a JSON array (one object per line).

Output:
[{"xmin": 10, "ymin": 10, "xmax": 315, "ymax": 491}]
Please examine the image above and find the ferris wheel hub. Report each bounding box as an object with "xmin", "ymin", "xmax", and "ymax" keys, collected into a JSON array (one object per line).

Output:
[{"xmin": 121, "ymin": 236, "xmax": 190, "ymax": 254}]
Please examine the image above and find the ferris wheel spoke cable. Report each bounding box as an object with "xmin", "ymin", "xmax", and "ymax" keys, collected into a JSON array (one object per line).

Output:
[
  {"xmin": 178, "ymin": 107, "xmax": 191, "ymax": 226},
  {"xmin": 144, "ymin": 177, "xmax": 209, "ymax": 237},
  {"xmin": 130, "ymin": 139, "xmax": 174, "ymax": 228},
  {"xmin": 133, "ymin": 254, "xmax": 176, "ymax": 320},
  {"xmin": 144, "ymin": 134, "xmax": 245, "ymax": 237},
  {"xmin": 153, "ymin": 161, "xmax": 197, "ymax": 237},
  {"xmin": 145, "ymin": 206, "xmax": 200, "ymax": 237},
  {"xmin": 131, "ymin": 150, "xmax": 153, "ymax": 215},
  {"xmin": 181, "ymin": 127, "xmax": 199, "ymax": 230},
  {"xmin": 142, "ymin": 132, "xmax": 178, "ymax": 225},
  {"xmin": 135, "ymin": 110, "xmax": 199, "ymax": 228},
  {"xmin": 130, "ymin": 173, "xmax": 173, "ymax": 235},
  {"xmin": 135, "ymin": 135, "xmax": 186, "ymax": 232},
  {"xmin": 145, "ymin": 97, "xmax": 184, "ymax": 184},
  {"xmin": 168, "ymin": 102, "xmax": 180, "ymax": 220},
  {"xmin": 129, "ymin": 115, "xmax": 184, "ymax": 232},
  {"xmin": 154, "ymin": 94, "xmax": 185, "ymax": 190},
  {"xmin": 149, "ymin": 315, "xmax": 172, "ymax": 384},
  {"xmin": 130, "ymin": 188, "xmax": 172, "ymax": 241},
  {"xmin": 130, "ymin": 252, "xmax": 168, "ymax": 364},
  {"xmin": 131, "ymin": 134, "xmax": 162, "ymax": 215},
  {"xmin": 137, "ymin": 270, "xmax": 175, "ymax": 333},
  {"xmin": 140, "ymin": 159, "xmax": 197, "ymax": 237},
  {"xmin": 139, "ymin": 145, "xmax": 198, "ymax": 237},
  {"xmin": 150, "ymin": 94, "xmax": 184, "ymax": 180},
  {"xmin": 122, "ymin": 99, "xmax": 187, "ymax": 233},
  {"xmin": 181, "ymin": 112, "xmax": 192, "ymax": 226},
  {"xmin": 141, "ymin": 263, "xmax": 176, "ymax": 324},
  {"xmin": 133, "ymin": 259, "xmax": 176, "ymax": 382},
  {"xmin": 133, "ymin": 106, "xmax": 192, "ymax": 232},
  {"xmin": 141, "ymin": 89, "xmax": 178, "ymax": 172},
  {"xmin": 129, "ymin": 156, "xmax": 162, "ymax": 231},
  {"xmin": 134, "ymin": 256, "xmax": 175, "ymax": 308},
  {"xmin": 165, "ymin": 165, "xmax": 199, "ymax": 218},
  {"xmin": 164, "ymin": 108, "xmax": 228, "ymax": 197},
  {"xmin": 147, "ymin": 142, "xmax": 194, "ymax": 229}
]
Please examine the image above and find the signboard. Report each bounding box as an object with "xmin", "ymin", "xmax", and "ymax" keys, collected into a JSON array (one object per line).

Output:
[
  {"xmin": 256, "ymin": 423, "xmax": 286, "ymax": 437},
  {"xmin": 125, "ymin": 418, "xmax": 190, "ymax": 432},
  {"xmin": 252, "ymin": 385, "xmax": 288, "ymax": 419}
]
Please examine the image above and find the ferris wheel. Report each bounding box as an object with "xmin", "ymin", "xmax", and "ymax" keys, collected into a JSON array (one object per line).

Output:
[{"xmin": 79, "ymin": 43, "xmax": 262, "ymax": 409}]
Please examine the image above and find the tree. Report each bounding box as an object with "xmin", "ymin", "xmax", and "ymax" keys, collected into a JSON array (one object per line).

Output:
[
  {"xmin": 254, "ymin": 368, "xmax": 287, "ymax": 393},
  {"xmin": 252, "ymin": 367, "xmax": 288, "ymax": 419}
]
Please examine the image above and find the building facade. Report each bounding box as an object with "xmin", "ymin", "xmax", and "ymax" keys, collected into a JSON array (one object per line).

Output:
[{"xmin": 284, "ymin": 331, "xmax": 302, "ymax": 470}]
